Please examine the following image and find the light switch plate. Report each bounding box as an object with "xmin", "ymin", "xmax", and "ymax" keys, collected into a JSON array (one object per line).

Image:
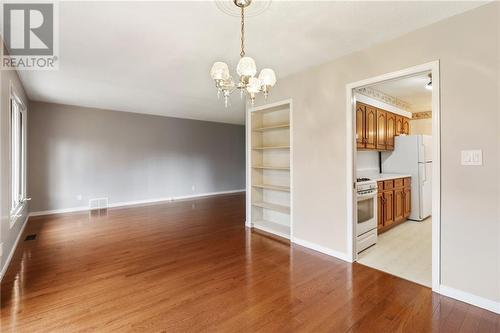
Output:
[
  {"xmin": 461, "ymin": 150, "xmax": 483, "ymax": 166},
  {"xmin": 0, "ymin": 243, "xmax": 3, "ymax": 257}
]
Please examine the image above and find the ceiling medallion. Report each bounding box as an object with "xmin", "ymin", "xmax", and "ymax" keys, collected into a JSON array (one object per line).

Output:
[
  {"xmin": 215, "ymin": 0, "xmax": 272, "ymax": 18},
  {"xmin": 210, "ymin": 0, "xmax": 276, "ymax": 107}
]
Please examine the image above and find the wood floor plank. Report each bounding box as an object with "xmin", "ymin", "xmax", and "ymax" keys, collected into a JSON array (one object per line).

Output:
[{"xmin": 1, "ymin": 193, "xmax": 498, "ymax": 332}]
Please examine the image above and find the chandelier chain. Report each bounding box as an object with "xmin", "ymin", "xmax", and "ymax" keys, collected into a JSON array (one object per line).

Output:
[{"xmin": 240, "ymin": 6, "xmax": 245, "ymax": 57}]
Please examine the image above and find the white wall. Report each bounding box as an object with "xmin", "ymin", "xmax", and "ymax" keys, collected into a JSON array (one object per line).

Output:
[
  {"xmin": 0, "ymin": 53, "xmax": 30, "ymax": 275},
  {"xmin": 410, "ymin": 118, "xmax": 432, "ymax": 135},
  {"xmin": 356, "ymin": 151, "xmax": 379, "ymax": 174},
  {"xmin": 253, "ymin": 3, "xmax": 499, "ymax": 305},
  {"xmin": 28, "ymin": 102, "xmax": 246, "ymax": 213}
]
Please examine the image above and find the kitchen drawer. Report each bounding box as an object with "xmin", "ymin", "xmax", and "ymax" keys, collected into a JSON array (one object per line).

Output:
[
  {"xmin": 404, "ymin": 177, "xmax": 411, "ymax": 187},
  {"xmin": 383, "ymin": 180, "xmax": 394, "ymax": 190},
  {"xmin": 357, "ymin": 228, "xmax": 377, "ymax": 254},
  {"xmin": 394, "ymin": 178, "xmax": 404, "ymax": 188},
  {"xmin": 377, "ymin": 181, "xmax": 384, "ymax": 190}
]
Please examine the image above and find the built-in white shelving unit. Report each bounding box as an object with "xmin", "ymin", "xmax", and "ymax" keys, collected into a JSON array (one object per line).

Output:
[
  {"xmin": 246, "ymin": 99, "xmax": 292, "ymax": 239},
  {"xmin": 252, "ymin": 165, "xmax": 290, "ymax": 170}
]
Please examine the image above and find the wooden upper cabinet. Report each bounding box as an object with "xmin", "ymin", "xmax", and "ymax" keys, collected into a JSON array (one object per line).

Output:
[
  {"xmin": 364, "ymin": 105, "xmax": 377, "ymax": 149},
  {"xmin": 376, "ymin": 109, "xmax": 387, "ymax": 150},
  {"xmin": 356, "ymin": 103, "xmax": 365, "ymax": 149},
  {"xmin": 403, "ymin": 118, "xmax": 410, "ymax": 135},
  {"xmin": 395, "ymin": 116, "xmax": 404, "ymax": 135},
  {"xmin": 356, "ymin": 102, "xmax": 410, "ymax": 152},
  {"xmin": 386, "ymin": 112, "xmax": 396, "ymax": 150}
]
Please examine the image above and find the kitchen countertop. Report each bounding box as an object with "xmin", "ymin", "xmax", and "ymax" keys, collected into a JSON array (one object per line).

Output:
[{"xmin": 360, "ymin": 173, "xmax": 412, "ymax": 182}]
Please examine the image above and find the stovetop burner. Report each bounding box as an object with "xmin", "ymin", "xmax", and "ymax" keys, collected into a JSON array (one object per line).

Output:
[{"xmin": 356, "ymin": 177, "xmax": 371, "ymax": 182}]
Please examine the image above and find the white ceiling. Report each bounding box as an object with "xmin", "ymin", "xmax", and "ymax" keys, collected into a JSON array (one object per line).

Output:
[
  {"xmin": 370, "ymin": 73, "xmax": 432, "ymax": 113},
  {"xmin": 18, "ymin": 1, "xmax": 485, "ymax": 124}
]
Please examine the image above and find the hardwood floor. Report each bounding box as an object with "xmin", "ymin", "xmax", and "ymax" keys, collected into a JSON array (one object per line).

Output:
[{"xmin": 1, "ymin": 193, "xmax": 498, "ymax": 332}]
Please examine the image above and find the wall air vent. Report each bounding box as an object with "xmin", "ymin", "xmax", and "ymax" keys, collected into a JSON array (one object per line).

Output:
[
  {"xmin": 89, "ymin": 197, "xmax": 108, "ymax": 211},
  {"xmin": 25, "ymin": 234, "xmax": 37, "ymax": 241}
]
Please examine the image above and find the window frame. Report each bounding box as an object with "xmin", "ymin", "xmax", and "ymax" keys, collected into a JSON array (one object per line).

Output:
[{"xmin": 9, "ymin": 84, "xmax": 27, "ymax": 228}]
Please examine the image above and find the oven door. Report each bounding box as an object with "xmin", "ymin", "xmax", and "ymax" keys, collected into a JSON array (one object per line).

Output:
[{"xmin": 357, "ymin": 194, "xmax": 376, "ymax": 236}]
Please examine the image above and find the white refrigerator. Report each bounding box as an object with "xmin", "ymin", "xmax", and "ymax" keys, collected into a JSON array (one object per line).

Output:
[{"xmin": 382, "ymin": 135, "xmax": 432, "ymax": 221}]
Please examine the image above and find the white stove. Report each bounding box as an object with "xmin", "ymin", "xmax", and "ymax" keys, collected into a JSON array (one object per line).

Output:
[
  {"xmin": 356, "ymin": 178, "xmax": 378, "ymax": 254},
  {"xmin": 356, "ymin": 178, "xmax": 377, "ymax": 195}
]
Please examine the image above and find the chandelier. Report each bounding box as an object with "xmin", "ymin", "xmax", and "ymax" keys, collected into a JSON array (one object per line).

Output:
[{"xmin": 210, "ymin": 0, "xmax": 276, "ymax": 107}]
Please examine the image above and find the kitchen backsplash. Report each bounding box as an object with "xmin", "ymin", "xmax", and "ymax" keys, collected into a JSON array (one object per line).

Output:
[{"xmin": 357, "ymin": 151, "xmax": 379, "ymax": 174}]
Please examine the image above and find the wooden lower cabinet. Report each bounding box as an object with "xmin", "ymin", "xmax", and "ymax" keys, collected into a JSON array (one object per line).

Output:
[
  {"xmin": 377, "ymin": 177, "xmax": 411, "ymax": 234},
  {"xmin": 382, "ymin": 190, "xmax": 394, "ymax": 228},
  {"xmin": 394, "ymin": 187, "xmax": 405, "ymax": 223},
  {"xmin": 377, "ymin": 191, "xmax": 384, "ymax": 230},
  {"xmin": 404, "ymin": 186, "xmax": 411, "ymax": 218}
]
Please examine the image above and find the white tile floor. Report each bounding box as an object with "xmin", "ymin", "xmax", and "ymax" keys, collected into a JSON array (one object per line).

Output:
[{"xmin": 357, "ymin": 217, "xmax": 432, "ymax": 287}]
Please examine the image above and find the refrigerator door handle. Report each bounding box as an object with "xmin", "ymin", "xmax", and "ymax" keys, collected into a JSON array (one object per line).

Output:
[
  {"xmin": 420, "ymin": 143, "xmax": 426, "ymax": 164},
  {"xmin": 420, "ymin": 162, "xmax": 426, "ymax": 182}
]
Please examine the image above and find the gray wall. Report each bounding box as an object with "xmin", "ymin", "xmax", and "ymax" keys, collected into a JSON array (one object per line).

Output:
[
  {"xmin": 28, "ymin": 102, "xmax": 245, "ymax": 213},
  {"xmin": 0, "ymin": 50, "xmax": 30, "ymax": 272},
  {"xmin": 253, "ymin": 3, "xmax": 499, "ymax": 303}
]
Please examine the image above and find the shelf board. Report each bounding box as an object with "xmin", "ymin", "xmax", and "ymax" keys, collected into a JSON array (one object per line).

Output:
[
  {"xmin": 252, "ymin": 165, "xmax": 290, "ymax": 170},
  {"xmin": 249, "ymin": 100, "xmax": 291, "ymax": 113},
  {"xmin": 252, "ymin": 201, "xmax": 290, "ymax": 214},
  {"xmin": 252, "ymin": 220, "xmax": 290, "ymax": 239},
  {"xmin": 252, "ymin": 184, "xmax": 290, "ymax": 192},
  {"xmin": 253, "ymin": 124, "xmax": 290, "ymax": 132},
  {"xmin": 252, "ymin": 145, "xmax": 290, "ymax": 150}
]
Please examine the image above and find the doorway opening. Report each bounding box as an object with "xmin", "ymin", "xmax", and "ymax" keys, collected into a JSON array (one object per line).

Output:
[{"xmin": 346, "ymin": 62, "xmax": 441, "ymax": 291}]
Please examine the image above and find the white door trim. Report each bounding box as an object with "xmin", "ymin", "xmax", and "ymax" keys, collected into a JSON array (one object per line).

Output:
[{"xmin": 345, "ymin": 61, "xmax": 441, "ymax": 292}]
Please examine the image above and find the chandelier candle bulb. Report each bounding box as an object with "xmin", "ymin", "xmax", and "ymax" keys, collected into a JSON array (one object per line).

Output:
[
  {"xmin": 210, "ymin": 62, "xmax": 230, "ymax": 80},
  {"xmin": 237, "ymin": 56, "xmax": 257, "ymax": 77},
  {"xmin": 210, "ymin": 0, "xmax": 276, "ymax": 107},
  {"xmin": 258, "ymin": 68, "xmax": 276, "ymax": 87},
  {"xmin": 247, "ymin": 77, "xmax": 261, "ymax": 93}
]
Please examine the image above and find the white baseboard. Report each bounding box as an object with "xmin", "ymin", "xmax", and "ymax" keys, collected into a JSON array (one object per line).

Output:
[
  {"xmin": 29, "ymin": 189, "xmax": 245, "ymax": 217},
  {"xmin": 29, "ymin": 205, "xmax": 89, "ymax": 217},
  {"xmin": 439, "ymin": 285, "xmax": 500, "ymax": 314},
  {"xmin": 291, "ymin": 237, "xmax": 350, "ymax": 263},
  {"xmin": 0, "ymin": 214, "xmax": 29, "ymax": 282}
]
